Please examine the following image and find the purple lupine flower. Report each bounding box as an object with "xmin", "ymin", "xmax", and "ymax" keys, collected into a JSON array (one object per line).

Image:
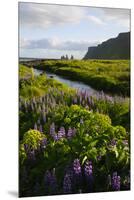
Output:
[
  {"xmin": 73, "ymin": 159, "xmax": 81, "ymax": 175},
  {"xmin": 34, "ymin": 123, "xmax": 37, "ymax": 130},
  {"xmin": 44, "ymin": 170, "xmax": 57, "ymax": 194},
  {"xmin": 39, "ymin": 124, "xmax": 43, "ymax": 133},
  {"xmin": 57, "ymin": 131, "xmax": 63, "ymax": 140},
  {"xmin": 50, "ymin": 123, "xmax": 55, "ymax": 137},
  {"xmin": 57, "ymin": 127, "xmax": 65, "ymax": 140},
  {"xmin": 67, "ymin": 128, "xmax": 73, "ymax": 139},
  {"xmin": 60, "ymin": 127, "xmax": 66, "ymax": 137},
  {"xmin": 50, "ymin": 169, "xmax": 58, "ymax": 194},
  {"xmin": 53, "ymin": 134, "xmax": 58, "ymax": 141},
  {"xmin": 112, "ymin": 172, "xmax": 121, "ymax": 191},
  {"xmin": 40, "ymin": 138, "xmax": 47, "ymax": 149},
  {"xmin": 84, "ymin": 161, "xmax": 93, "ymax": 177},
  {"xmin": 63, "ymin": 173, "xmax": 72, "ymax": 193},
  {"xmin": 27, "ymin": 150, "xmax": 36, "ymax": 161},
  {"xmin": 44, "ymin": 170, "xmax": 52, "ymax": 185},
  {"xmin": 84, "ymin": 161, "xmax": 94, "ymax": 192}
]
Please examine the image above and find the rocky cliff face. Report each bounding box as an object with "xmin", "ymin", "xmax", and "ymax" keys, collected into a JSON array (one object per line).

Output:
[{"xmin": 83, "ymin": 32, "xmax": 130, "ymax": 59}]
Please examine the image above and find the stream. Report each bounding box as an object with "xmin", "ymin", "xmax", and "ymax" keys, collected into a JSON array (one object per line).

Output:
[
  {"xmin": 33, "ymin": 68, "xmax": 126, "ymax": 101},
  {"xmin": 34, "ymin": 68, "xmax": 100, "ymax": 96}
]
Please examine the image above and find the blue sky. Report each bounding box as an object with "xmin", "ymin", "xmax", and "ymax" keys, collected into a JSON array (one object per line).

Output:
[{"xmin": 19, "ymin": 3, "xmax": 130, "ymax": 59}]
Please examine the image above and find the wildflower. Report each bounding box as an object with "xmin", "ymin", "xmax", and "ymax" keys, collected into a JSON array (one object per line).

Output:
[
  {"xmin": 67, "ymin": 128, "xmax": 73, "ymax": 139},
  {"xmin": 59, "ymin": 127, "xmax": 66, "ymax": 137},
  {"xmin": 53, "ymin": 134, "xmax": 59, "ymax": 141},
  {"xmin": 40, "ymin": 138, "xmax": 47, "ymax": 149},
  {"xmin": 39, "ymin": 124, "xmax": 43, "ymax": 133},
  {"xmin": 84, "ymin": 161, "xmax": 94, "ymax": 192},
  {"xmin": 84, "ymin": 161, "xmax": 93, "ymax": 177},
  {"xmin": 50, "ymin": 123, "xmax": 55, "ymax": 137},
  {"xmin": 57, "ymin": 131, "xmax": 63, "ymax": 140},
  {"xmin": 112, "ymin": 172, "xmax": 121, "ymax": 191},
  {"xmin": 44, "ymin": 170, "xmax": 57, "ymax": 194},
  {"xmin": 27, "ymin": 149, "xmax": 36, "ymax": 161},
  {"xmin": 63, "ymin": 173, "xmax": 72, "ymax": 193},
  {"xmin": 73, "ymin": 159, "xmax": 81, "ymax": 175}
]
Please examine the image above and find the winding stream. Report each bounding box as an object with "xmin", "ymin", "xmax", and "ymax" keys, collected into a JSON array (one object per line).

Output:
[
  {"xmin": 34, "ymin": 68, "xmax": 99, "ymax": 96},
  {"xmin": 33, "ymin": 68, "xmax": 127, "ymax": 102}
]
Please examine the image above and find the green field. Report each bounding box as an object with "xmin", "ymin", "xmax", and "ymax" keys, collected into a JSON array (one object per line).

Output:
[{"xmin": 33, "ymin": 59, "xmax": 130, "ymax": 96}]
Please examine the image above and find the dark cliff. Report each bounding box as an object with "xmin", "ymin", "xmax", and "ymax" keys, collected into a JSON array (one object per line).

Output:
[{"xmin": 83, "ymin": 32, "xmax": 130, "ymax": 60}]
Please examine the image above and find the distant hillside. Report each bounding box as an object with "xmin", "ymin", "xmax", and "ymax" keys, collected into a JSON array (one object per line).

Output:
[{"xmin": 83, "ymin": 32, "xmax": 130, "ymax": 60}]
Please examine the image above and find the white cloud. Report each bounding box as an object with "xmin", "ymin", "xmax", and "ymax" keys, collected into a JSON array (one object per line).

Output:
[
  {"xmin": 101, "ymin": 8, "xmax": 130, "ymax": 28},
  {"xmin": 19, "ymin": 3, "xmax": 130, "ymax": 31},
  {"xmin": 19, "ymin": 3, "xmax": 86, "ymax": 28},
  {"xmin": 20, "ymin": 37, "xmax": 99, "ymax": 51},
  {"xmin": 87, "ymin": 15, "xmax": 105, "ymax": 25}
]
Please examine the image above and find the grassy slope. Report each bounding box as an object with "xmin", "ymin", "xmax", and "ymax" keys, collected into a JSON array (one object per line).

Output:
[
  {"xmin": 35, "ymin": 59, "xmax": 130, "ymax": 96},
  {"xmin": 19, "ymin": 64, "xmax": 75, "ymax": 100}
]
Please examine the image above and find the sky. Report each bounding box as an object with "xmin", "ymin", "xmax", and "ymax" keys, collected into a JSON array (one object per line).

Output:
[{"xmin": 19, "ymin": 2, "xmax": 130, "ymax": 59}]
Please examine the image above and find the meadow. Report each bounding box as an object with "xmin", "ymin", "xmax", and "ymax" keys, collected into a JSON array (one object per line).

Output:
[
  {"xmin": 19, "ymin": 62, "xmax": 130, "ymax": 197},
  {"xmin": 33, "ymin": 59, "xmax": 130, "ymax": 96}
]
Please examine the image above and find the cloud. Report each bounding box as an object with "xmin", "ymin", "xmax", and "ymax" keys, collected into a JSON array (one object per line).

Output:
[
  {"xmin": 101, "ymin": 8, "xmax": 130, "ymax": 28},
  {"xmin": 87, "ymin": 15, "xmax": 105, "ymax": 25},
  {"xmin": 19, "ymin": 3, "xmax": 130, "ymax": 30},
  {"xmin": 19, "ymin": 2, "xmax": 108, "ymax": 29},
  {"xmin": 19, "ymin": 3, "xmax": 86, "ymax": 28},
  {"xmin": 20, "ymin": 37, "xmax": 99, "ymax": 51}
]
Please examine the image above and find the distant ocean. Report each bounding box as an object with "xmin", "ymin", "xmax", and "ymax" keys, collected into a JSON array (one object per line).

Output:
[{"xmin": 19, "ymin": 58, "xmax": 38, "ymax": 62}]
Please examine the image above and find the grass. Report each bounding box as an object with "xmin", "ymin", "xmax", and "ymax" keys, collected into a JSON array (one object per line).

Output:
[
  {"xmin": 33, "ymin": 59, "xmax": 130, "ymax": 96},
  {"xmin": 19, "ymin": 64, "xmax": 75, "ymax": 100}
]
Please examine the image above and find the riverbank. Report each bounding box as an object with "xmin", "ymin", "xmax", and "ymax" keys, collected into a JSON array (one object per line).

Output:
[
  {"xmin": 19, "ymin": 64, "xmax": 130, "ymax": 130},
  {"xmin": 23, "ymin": 59, "xmax": 130, "ymax": 97}
]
